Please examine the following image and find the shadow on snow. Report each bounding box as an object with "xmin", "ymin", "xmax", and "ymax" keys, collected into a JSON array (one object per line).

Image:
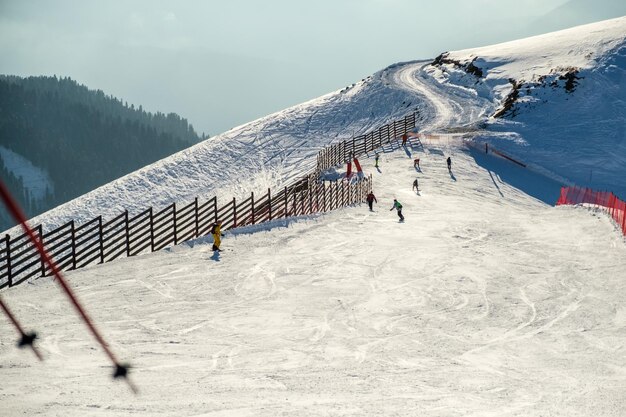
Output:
[{"xmin": 469, "ymin": 147, "xmax": 564, "ymax": 205}]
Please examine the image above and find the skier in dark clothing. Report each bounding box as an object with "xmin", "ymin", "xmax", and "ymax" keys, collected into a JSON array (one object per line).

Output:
[
  {"xmin": 446, "ymin": 156, "xmax": 452, "ymax": 172},
  {"xmin": 374, "ymin": 153, "xmax": 380, "ymax": 168},
  {"xmin": 390, "ymin": 199, "xmax": 404, "ymax": 221},
  {"xmin": 412, "ymin": 178, "xmax": 419, "ymax": 192},
  {"xmin": 366, "ymin": 191, "xmax": 378, "ymax": 211}
]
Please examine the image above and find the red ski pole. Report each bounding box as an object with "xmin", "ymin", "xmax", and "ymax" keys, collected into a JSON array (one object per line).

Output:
[{"xmin": 0, "ymin": 180, "xmax": 137, "ymax": 393}]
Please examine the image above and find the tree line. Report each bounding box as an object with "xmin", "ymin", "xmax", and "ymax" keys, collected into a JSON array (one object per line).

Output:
[{"xmin": 0, "ymin": 75, "xmax": 205, "ymax": 232}]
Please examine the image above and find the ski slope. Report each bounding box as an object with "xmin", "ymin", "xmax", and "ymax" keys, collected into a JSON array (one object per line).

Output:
[
  {"xmin": 2, "ymin": 146, "xmax": 625, "ymax": 416},
  {"xmin": 2, "ymin": 16, "xmax": 626, "ymax": 417}
]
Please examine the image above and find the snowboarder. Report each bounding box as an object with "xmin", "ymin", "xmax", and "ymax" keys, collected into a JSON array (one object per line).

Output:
[
  {"xmin": 366, "ymin": 191, "xmax": 378, "ymax": 211},
  {"xmin": 210, "ymin": 220, "xmax": 224, "ymax": 251},
  {"xmin": 390, "ymin": 199, "xmax": 404, "ymax": 221},
  {"xmin": 413, "ymin": 157, "xmax": 420, "ymax": 169},
  {"xmin": 374, "ymin": 153, "xmax": 380, "ymax": 168},
  {"xmin": 412, "ymin": 178, "xmax": 419, "ymax": 192},
  {"xmin": 446, "ymin": 156, "xmax": 452, "ymax": 172}
]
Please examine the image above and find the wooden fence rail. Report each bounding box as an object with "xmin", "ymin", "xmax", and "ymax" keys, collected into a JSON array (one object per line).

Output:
[{"xmin": 0, "ymin": 112, "xmax": 416, "ymax": 289}]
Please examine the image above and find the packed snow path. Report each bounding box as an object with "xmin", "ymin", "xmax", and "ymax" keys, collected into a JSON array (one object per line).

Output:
[
  {"xmin": 385, "ymin": 62, "xmax": 492, "ymax": 131},
  {"xmin": 2, "ymin": 146, "xmax": 626, "ymax": 416}
]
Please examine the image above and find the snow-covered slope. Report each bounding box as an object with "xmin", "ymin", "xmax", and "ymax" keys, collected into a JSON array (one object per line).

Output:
[
  {"xmin": 3, "ymin": 18, "xmax": 626, "ymax": 415},
  {"xmin": 0, "ymin": 146, "xmax": 54, "ymax": 200},
  {"xmin": 2, "ymin": 147, "xmax": 625, "ymax": 416},
  {"xmin": 6, "ymin": 16, "xmax": 626, "ymax": 234},
  {"xmin": 424, "ymin": 16, "xmax": 626, "ymax": 195}
]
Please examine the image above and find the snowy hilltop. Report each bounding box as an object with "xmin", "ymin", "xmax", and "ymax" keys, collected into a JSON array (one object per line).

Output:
[{"xmin": 5, "ymin": 16, "xmax": 626, "ymax": 234}]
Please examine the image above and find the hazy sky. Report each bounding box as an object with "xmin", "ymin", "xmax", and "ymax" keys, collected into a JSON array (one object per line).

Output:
[{"xmin": 1, "ymin": 0, "xmax": 626, "ymax": 136}]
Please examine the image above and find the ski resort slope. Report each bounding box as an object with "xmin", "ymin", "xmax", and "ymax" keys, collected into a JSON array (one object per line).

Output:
[
  {"xmin": 11, "ymin": 16, "xmax": 626, "ymax": 235},
  {"xmin": 2, "ymin": 147, "xmax": 626, "ymax": 416}
]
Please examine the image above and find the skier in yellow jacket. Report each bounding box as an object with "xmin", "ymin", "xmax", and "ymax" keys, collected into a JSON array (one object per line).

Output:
[{"xmin": 211, "ymin": 220, "xmax": 223, "ymax": 251}]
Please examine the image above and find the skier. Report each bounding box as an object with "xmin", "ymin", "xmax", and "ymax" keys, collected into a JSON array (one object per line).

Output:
[
  {"xmin": 390, "ymin": 199, "xmax": 404, "ymax": 221},
  {"xmin": 412, "ymin": 178, "xmax": 419, "ymax": 192},
  {"xmin": 446, "ymin": 156, "xmax": 452, "ymax": 172},
  {"xmin": 374, "ymin": 153, "xmax": 380, "ymax": 168},
  {"xmin": 366, "ymin": 191, "xmax": 378, "ymax": 211},
  {"xmin": 210, "ymin": 220, "xmax": 224, "ymax": 251},
  {"xmin": 401, "ymin": 133, "xmax": 408, "ymax": 146},
  {"xmin": 413, "ymin": 157, "xmax": 420, "ymax": 169}
]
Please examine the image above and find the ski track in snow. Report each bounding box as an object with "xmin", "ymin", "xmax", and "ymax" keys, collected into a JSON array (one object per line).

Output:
[
  {"xmin": 2, "ymin": 147, "xmax": 626, "ymax": 416},
  {"xmin": 2, "ymin": 16, "xmax": 626, "ymax": 416}
]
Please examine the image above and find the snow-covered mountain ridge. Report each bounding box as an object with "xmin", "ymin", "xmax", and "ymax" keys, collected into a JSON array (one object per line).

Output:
[
  {"xmin": 5, "ymin": 16, "xmax": 626, "ymax": 235},
  {"xmin": 423, "ymin": 16, "xmax": 626, "ymax": 194}
]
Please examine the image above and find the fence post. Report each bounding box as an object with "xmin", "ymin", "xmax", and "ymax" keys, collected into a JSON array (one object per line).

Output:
[
  {"xmin": 98, "ymin": 215, "xmax": 104, "ymax": 263},
  {"xmin": 336, "ymin": 181, "xmax": 340, "ymax": 209},
  {"xmin": 194, "ymin": 197, "xmax": 199, "ymax": 238},
  {"xmin": 324, "ymin": 182, "xmax": 328, "ymax": 211},
  {"xmin": 149, "ymin": 208, "xmax": 154, "ymax": 252},
  {"xmin": 5, "ymin": 234, "xmax": 12, "ymax": 287},
  {"xmin": 213, "ymin": 197, "xmax": 218, "ymax": 224},
  {"xmin": 38, "ymin": 224, "xmax": 45, "ymax": 277},
  {"xmin": 316, "ymin": 181, "xmax": 320, "ymax": 212},
  {"xmin": 125, "ymin": 210, "xmax": 130, "ymax": 256},
  {"xmin": 284, "ymin": 186, "xmax": 288, "ymax": 218},
  {"xmin": 251, "ymin": 192, "xmax": 255, "ymax": 225},
  {"xmin": 322, "ymin": 181, "xmax": 330, "ymax": 213},
  {"xmin": 172, "ymin": 203, "xmax": 178, "ymax": 245},
  {"xmin": 306, "ymin": 177, "xmax": 313, "ymax": 214},
  {"xmin": 267, "ymin": 187, "xmax": 272, "ymax": 221},
  {"xmin": 70, "ymin": 220, "xmax": 77, "ymax": 270},
  {"xmin": 233, "ymin": 197, "xmax": 237, "ymax": 228}
]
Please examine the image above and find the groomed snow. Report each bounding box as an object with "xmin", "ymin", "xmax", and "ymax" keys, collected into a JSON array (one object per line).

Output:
[
  {"xmin": 2, "ymin": 144, "xmax": 626, "ymax": 416},
  {"xmin": 2, "ymin": 16, "xmax": 626, "ymax": 417}
]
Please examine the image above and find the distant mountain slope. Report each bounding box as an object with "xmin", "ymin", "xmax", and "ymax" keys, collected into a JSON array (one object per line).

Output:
[
  {"xmin": 530, "ymin": 0, "xmax": 626, "ymax": 34},
  {"xmin": 0, "ymin": 76, "xmax": 201, "ymax": 231}
]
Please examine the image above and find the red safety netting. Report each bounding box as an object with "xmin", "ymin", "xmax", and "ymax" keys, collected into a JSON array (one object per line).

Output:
[{"xmin": 556, "ymin": 186, "xmax": 626, "ymax": 235}]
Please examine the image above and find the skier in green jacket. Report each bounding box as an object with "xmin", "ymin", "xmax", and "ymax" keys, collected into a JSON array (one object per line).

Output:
[{"xmin": 390, "ymin": 199, "xmax": 404, "ymax": 221}]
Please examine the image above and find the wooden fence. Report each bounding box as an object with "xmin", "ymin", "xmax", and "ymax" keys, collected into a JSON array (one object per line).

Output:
[
  {"xmin": 316, "ymin": 113, "xmax": 416, "ymax": 175},
  {"xmin": 0, "ymin": 112, "xmax": 416, "ymax": 289}
]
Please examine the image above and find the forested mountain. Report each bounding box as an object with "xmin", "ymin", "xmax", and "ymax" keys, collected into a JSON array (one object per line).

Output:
[{"xmin": 0, "ymin": 75, "xmax": 203, "ymax": 231}]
